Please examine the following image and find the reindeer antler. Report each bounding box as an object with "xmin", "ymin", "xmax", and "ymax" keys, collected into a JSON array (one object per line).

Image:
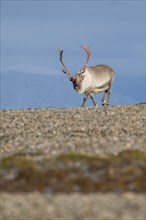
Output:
[
  {"xmin": 81, "ymin": 45, "xmax": 91, "ymax": 67},
  {"xmin": 58, "ymin": 48, "xmax": 73, "ymax": 77}
]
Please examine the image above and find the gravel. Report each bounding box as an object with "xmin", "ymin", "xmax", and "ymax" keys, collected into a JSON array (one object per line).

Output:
[
  {"xmin": 1, "ymin": 103, "xmax": 145, "ymax": 158},
  {"xmin": 0, "ymin": 103, "xmax": 145, "ymax": 219},
  {"xmin": 1, "ymin": 192, "xmax": 145, "ymax": 220}
]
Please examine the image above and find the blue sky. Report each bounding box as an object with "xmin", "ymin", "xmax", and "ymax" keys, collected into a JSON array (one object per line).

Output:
[{"xmin": 1, "ymin": 0, "xmax": 145, "ymax": 109}]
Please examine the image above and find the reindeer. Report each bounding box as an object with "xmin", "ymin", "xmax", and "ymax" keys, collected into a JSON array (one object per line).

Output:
[{"xmin": 59, "ymin": 45, "xmax": 115, "ymax": 107}]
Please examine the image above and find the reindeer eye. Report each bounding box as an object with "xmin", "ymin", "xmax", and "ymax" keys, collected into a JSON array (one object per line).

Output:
[{"xmin": 80, "ymin": 75, "xmax": 85, "ymax": 81}]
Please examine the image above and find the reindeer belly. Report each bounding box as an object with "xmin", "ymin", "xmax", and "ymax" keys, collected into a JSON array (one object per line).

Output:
[
  {"xmin": 85, "ymin": 85, "xmax": 109, "ymax": 94},
  {"xmin": 80, "ymin": 71, "xmax": 111, "ymax": 94},
  {"xmin": 94, "ymin": 85, "xmax": 109, "ymax": 93},
  {"xmin": 84, "ymin": 78, "xmax": 110, "ymax": 94}
]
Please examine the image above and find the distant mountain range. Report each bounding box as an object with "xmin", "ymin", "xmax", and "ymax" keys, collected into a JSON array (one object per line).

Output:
[{"xmin": 1, "ymin": 70, "xmax": 145, "ymax": 109}]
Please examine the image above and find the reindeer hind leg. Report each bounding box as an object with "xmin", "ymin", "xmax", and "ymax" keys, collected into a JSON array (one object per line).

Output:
[
  {"xmin": 107, "ymin": 83, "xmax": 112, "ymax": 106},
  {"xmin": 102, "ymin": 90, "xmax": 107, "ymax": 106}
]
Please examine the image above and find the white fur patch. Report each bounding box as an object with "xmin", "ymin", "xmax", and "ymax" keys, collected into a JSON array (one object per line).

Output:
[
  {"xmin": 77, "ymin": 68, "xmax": 111, "ymax": 94},
  {"xmin": 77, "ymin": 72, "xmax": 91, "ymax": 94}
]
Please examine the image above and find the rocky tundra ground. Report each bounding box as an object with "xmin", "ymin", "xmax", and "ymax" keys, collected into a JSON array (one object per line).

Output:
[{"xmin": 0, "ymin": 103, "xmax": 145, "ymax": 219}]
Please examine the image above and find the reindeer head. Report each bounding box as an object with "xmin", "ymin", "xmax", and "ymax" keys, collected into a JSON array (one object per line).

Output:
[
  {"xmin": 58, "ymin": 45, "xmax": 91, "ymax": 93},
  {"xmin": 69, "ymin": 74, "xmax": 85, "ymax": 92}
]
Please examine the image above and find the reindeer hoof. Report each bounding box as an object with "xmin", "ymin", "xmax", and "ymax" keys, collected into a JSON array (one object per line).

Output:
[{"xmin": 102, "ymin": 103, "xmax": 109, "ymax": 107}]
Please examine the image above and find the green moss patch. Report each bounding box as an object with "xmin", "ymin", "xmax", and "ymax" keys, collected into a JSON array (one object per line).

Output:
[
  {"xmin": 0, "ymin": 150, "xmax": 145, "ymax": 193},
  {"xmin": 1, "ymin": 156, "xmax": 39, "ymax": 170}
]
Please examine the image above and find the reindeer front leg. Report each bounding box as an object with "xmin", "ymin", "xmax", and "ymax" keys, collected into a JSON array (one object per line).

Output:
[
  {"xmin": 81, "ymin": 94, "xmax": 89, "ymax": 107},
  {"xmin": 89, "ymin": 93, "xmax": 98, "ymax": 106}
]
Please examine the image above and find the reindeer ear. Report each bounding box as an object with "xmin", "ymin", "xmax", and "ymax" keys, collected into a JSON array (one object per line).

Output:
[
  {"xmin": 69, "ymin": 77, "xmax": 73, "ymax": 81},
  {"xmin": 80, "ymin": 67, "xmax": 86, "ymax": 74}
]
